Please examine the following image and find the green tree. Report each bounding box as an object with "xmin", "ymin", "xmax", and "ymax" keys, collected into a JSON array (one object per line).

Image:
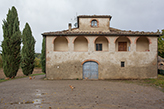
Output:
[
  {"xmin": 34, "ymin": 57, "xmax": 41, "ymax": 68},
  {"xmin": 41, "ymin": 37, "xmax": 46, "ymax": 73},
  {"xmin": 1, "ymin": 6, "xmax": 21, "ymax": 78},
  {"xmin": 158, "ymin": 30, "xmax": 164, "ymax": 58},
  {"xmin": 0, "ymin": 55, "xmax": 3, "ymax": 68},
  {"xmin": 21, "ymin": 23, "xmax": 35, "ymax": 76}
]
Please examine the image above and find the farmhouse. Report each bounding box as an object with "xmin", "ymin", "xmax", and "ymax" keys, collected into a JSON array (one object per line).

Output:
[{"xmin": 42, "ymin": 15, "xmax": 160, "ymax": 80}]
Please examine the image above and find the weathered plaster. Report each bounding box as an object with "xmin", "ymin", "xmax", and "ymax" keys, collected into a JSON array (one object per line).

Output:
[{"xmin": 46, "ymin": 36, "xmax": 157, "ymax": 79}]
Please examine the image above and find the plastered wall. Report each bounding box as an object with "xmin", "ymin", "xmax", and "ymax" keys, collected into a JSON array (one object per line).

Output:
[
  {"xmin": 136, "ymin": 37, "xmax": 149, "ymax": 51},
  {"xmin": 74, "ymin": 36, "xmax": 88, "ymax": 51},
  {"xmin": 54, "ymin": 37, "xmax": 68, "ymax": 51},
  {"xmin": 79, "ymin": 18, "xmax": 110, "ymax": 31}
]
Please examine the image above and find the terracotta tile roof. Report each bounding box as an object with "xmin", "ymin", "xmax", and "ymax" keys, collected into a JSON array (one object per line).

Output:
[
  {"xmin": 42, "ymin": 27, "xmax": 161, "ymax": 37},
  {"xmin": 77, "ymin": 15, "xmax": 112, "ymax": 19}
]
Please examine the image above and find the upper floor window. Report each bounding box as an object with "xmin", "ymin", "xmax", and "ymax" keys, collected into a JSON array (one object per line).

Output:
[
  {"xmin": 91, "ymin": 20, "xmax": 98, "ymax": 27},
  {"xmin": 95, "ymin": 36, "xmax": 109, "ymax": 51},
  {"xmin": 118, "ymin": 42, "xmax": 127, "ymax": 51},
  {"xmin": 96, "ymin": 44, "xmax": 102, "ymax": 51},
  {"xmin": 115, "ymin": 36, "xmax": 131, "ymax": 52}
]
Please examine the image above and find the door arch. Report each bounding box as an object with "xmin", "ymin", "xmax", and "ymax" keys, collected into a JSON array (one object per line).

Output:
[{"xmin": 83, "ymin": 61, "xmax": 98, "ymax": 79}]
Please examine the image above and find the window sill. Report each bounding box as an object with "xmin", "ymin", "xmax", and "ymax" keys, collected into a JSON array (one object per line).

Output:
[
  {"xmin": 116, "ymin": 51, "xmax": 130, "ymax": 52},
  {"xmin": 74, "ymin": 51, "xmax": 88, "ymax": 52},
  {"xmin": 95, "ymin": 50, "xmax": 109, "ymax": 52},
  {"xmin": 54, "ymin": 50, "xmax": 69, "ymax": 52},
  {"xmin": 91, "ymin": 26, "xmax": 98, "ymax": 28},
  {"xmin": 136, "ymin": 51, "xmax": 150, "ymax": 52}
]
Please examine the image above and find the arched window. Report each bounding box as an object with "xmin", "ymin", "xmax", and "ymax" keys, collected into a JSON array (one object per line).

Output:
[
  {"xmin": 54, "ymin": 37, "xmax": 68, "ymax": 51},
  {"xmin": 91, "ymin": 20, "xmax": 98, "ymax": 27},
  {"xmin": 74, "ymin": 36, "xmax": 88, "ymax": 51},
  {"xmin": 136, "ymin": 37, "xmax": 149, "ymax": 52},
  {"xmin": 95, "ymin": 36, "xmax": 109, "ymax": 51},
  {"xmin": 115, "ymin": 36, "xmax": 131, "ymax": 52}
]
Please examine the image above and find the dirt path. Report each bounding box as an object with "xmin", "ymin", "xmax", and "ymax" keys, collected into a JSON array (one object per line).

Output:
[{"xmin": 0, "ymin": 75, "xmax": 164, "ymax": 109}]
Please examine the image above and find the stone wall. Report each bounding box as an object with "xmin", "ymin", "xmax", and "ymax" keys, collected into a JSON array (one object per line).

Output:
[
  {"xmin": 45, "ymin": 35, "xmax": 157, "ymax": 80},
  {"xmin": 79, "ymin": 18, "xmax": 110, "ymax": 31}
]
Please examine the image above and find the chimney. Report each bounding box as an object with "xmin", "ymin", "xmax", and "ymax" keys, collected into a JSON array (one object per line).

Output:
[{"xmin": 68, "ymin": 23, "xmax": 72, "ymax": 31}]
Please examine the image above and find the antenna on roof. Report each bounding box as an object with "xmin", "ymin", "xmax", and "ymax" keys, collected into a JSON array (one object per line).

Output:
[{"xmin": 71, "ymin": 12, "xmax": 78, "ymax": 28}]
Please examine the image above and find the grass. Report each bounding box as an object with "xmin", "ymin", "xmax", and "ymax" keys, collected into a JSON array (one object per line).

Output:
[
  {"xmin": 0, "ymin": 78, "xmax": 7, "ymax": 83},
  {"xmin": 0, "ymin": 73, "xmax": 45, "ymax": 83},
  {"xmin": 142, "ymin": 75, "xmax": 164, "ymax": 88},
  {"xmin": 122, "ymin": 74, "xmax": 164, "ymax": 92}
]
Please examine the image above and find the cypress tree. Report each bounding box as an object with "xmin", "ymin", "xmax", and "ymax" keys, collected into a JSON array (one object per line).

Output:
[
  {"xmin": 1, "ymin": 6, "xmax": 21, "ymax": 78},
  {"xmin": 41, "ymin": 37, "xmax": 46, "ymax": 73},
  {"xmin": 21, "ymin": 23, "xmax": 35, "ymax": 76},
  {"xmin": 158, "ymin": 30, "xmax": 164, "ymax": 58}
]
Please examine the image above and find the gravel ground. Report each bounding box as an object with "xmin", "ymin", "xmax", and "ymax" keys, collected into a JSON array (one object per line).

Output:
[{"xmin": 0, "ymin": 75, "xmax": 164, "ymax": 109}]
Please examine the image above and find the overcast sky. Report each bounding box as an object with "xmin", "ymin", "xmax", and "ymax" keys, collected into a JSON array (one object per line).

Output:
[{"xmin": 0, "ymin": 0, "xmax": 164, "ymax": 53}]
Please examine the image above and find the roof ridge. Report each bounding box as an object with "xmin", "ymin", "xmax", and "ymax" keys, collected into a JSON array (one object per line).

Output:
[{"xmin": 42, "ymin": 27, "xmax": 161, "ymax": 36}]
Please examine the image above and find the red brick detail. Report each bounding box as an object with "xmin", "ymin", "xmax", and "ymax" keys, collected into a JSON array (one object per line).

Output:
[
  {"xmin": 134, "ymin": 37, "xmax": 139, "ymax": 44},
  {"xmin": 90, "ymin": 19, "xmax": 99, "ymax": 27},
  {"xmin": 81, "ymin": 59, "xmax": 100, "ymax": 65},
  {"xmin": 52, "ymin": 36, "xmax": 57, "ymax": 44},
  {"xmin": 105, "ymin": 36, "xmax": 110, "ymax": 43},
  {"xmin": 114, "ymin": 36, "xmax": 132, "ymax": 44},
  {"xmin": 126, "ymin": 36, "xmax": 132, "ymax": 44},
  {"xmin": 147, "ymin": 37, "xmax": 152, "ymax": 44},
  {"xmin": 52, "ymin": 36, "xmax": 69, "ymax": 44},
  {"xmin": 72, "ymin": 36, "xmax": 89, "ymax": 43},
  {"xmin": 114, "ymin": 36, "xmax": 119, "ymax": 43},
  {"xmin": 94, "ymin": 36, "xmax": 110, "ymax": 43},
  {"xmin": 134, "ymin": 36, "xmax": 151, "ymax": 44}
]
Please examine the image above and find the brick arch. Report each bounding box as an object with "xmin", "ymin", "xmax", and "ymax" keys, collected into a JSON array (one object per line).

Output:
[
  {"xmin": 114, "ymin": 36, "xmax": 132, "ymax": 44},
  {"xmin": 93, "ymin": 36, "xmax": 110, "ymax": 43},
  {"xmin": 81, "ymin": 59, "xmax": 100, "ymax": 65},
  {"xmin": 113, "ymin": 36, "xmax": 119, "ymax": 43},
  {"xmin": 52, "ymin": 36, "xmax": 69, "ymax": 44},
  {"xmin": 135, "ymin": 36, "xmax": 152, "ymax": 44},
  {"xmin": 72, "ymin": 36, "xmax": 89, "ymax": 43}
]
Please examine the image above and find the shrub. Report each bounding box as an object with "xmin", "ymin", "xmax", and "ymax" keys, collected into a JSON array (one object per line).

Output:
[{"xmin": 35, "ymin": 57, "xmax": 41, "ymax": 68}]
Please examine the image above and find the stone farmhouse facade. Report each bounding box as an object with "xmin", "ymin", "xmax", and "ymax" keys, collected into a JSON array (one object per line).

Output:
[{"xmin": 42, "ymin": 15, "xmax": 160, "ymax": 80}]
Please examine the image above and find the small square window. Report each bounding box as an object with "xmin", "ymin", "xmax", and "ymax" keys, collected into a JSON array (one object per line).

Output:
[
  {"xmin": 121, "ymin": 61, "xmax": 125, "ymax": 67},
  {"xmin": 96, "ymin": 44, "xmax": 102, "ymax": 51}
]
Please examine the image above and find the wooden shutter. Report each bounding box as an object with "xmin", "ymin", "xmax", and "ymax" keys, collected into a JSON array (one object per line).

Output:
[{"xmin": 118, "ymin": 42, "xmax": 127, "ymax": 51}]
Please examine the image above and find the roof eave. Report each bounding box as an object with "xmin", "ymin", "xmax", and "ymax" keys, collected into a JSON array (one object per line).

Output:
[{"xmin": 42, "ymin": 33, "xmax": 161, "ymax": 37}]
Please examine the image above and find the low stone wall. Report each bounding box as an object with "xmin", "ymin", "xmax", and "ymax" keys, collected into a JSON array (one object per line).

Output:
[{"xmin": 0, "ymin": 68, "xmax": 42, "ymax": 79}]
